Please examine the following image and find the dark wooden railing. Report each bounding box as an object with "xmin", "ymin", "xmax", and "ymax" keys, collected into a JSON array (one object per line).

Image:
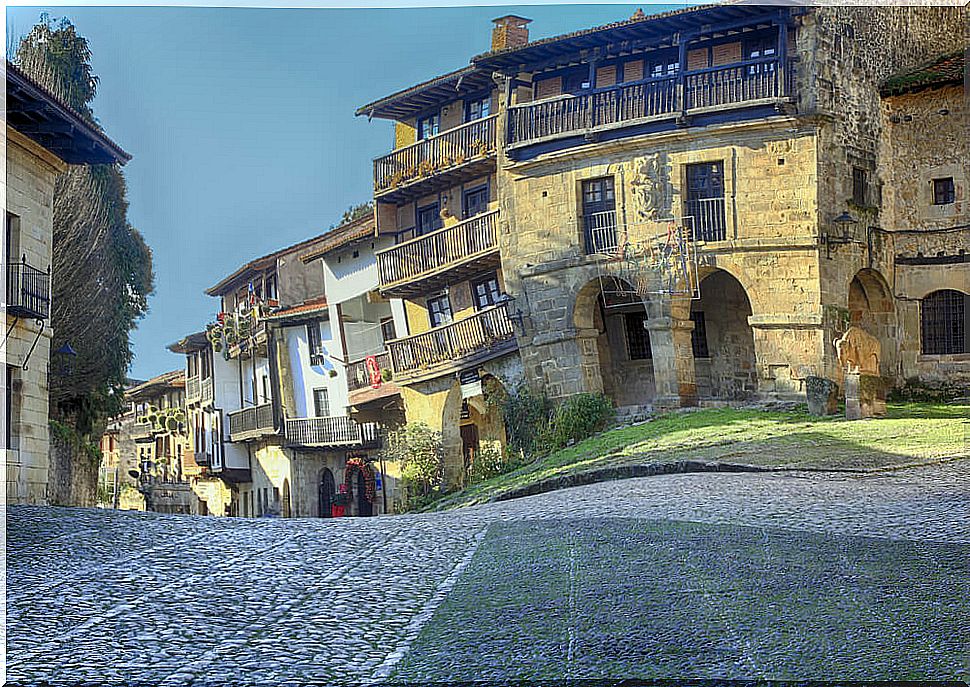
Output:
[
  {"xmin": 5, "ymin": 260, "xmax": 50, "ymax": 320},
  {"xmin": 376, "ymin": 210, "xmax": 499, "ymax": 289},
  {"xmin": 185, "ymin": 376, "xmax": 201, "ymax": 403},
  {"xmin": 684, "ymin": 197, "xmax": 727, "ymax": 242},
  {"xmin": 374, "ymin": 114, "xmax": 498, "ymax": 194},
  {"xmin": 227, "ymin": 402, "xmax": 274, "ymax": 440},
  {"xmin": 284, "ymin": 416, "xmax": 380, "ymax": 448},
  {"xmin": 347, "ymin": 351, "xmax": 392, "ymax": 392},
  {"xmin": 508, "ymin": 57, "xmax": 786, "ymax": 146},
  {"xmin": 389, "ymin": 305, "xmax": 516, "ymax": 376}
]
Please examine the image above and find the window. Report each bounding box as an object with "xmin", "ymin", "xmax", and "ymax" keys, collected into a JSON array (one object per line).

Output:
[
  {"xmin": 417, "ymin": 112, "xmax": 440, "ymax": 140},
  {"xmin": 624, "ymin": 312, "xmax": 652, "ymax": 360},
  {"xmin": 921, "ymin": 290, "xmax": 968, "ymax": 355},
  {"xmin": 685, "ymin": 162, "xmax": 727, "ymax": 242},
  {"xmin": 581, "ymin": 177, "xmax": 617, "ymax": 254},
  {"xmin": 745, "ymin": 37, "xmax": 777, "ymax": 70},
  {"xmin": 649, "ymin": 57, "xmax": 680, "ymax": 78},
  {"xmin": 933, "ymin": 177, "xmax": 955, "ymax": 205},
  {"xmin": 563, "ymin": 69, "xmax": 592, "ymax": 92},
  {"xmin": 691, "ymin": 311, "xmax": 710, "ymax": 358},
  {"xmin": 265, "ymin": 273, "xmax": 278, "ymax": 301},
  {"xmin": 463, "ymin": 185, "xmax": 489, "ymax": 219},
  {"xmin": 465, "ymin": 96, "xmax": 491, "ymax": 122},
  {"xmin": 307, "ymin": 322, "xmax": 325, "ymax": 364},
  {"xmin": 471, "ymin": 273, "xmax": 502, "ymax": 310},
  {"xmin": 852, "ymin": 167, "xmax": 868, "ymax": 206},
  {"xmin": 380, "ymin": 317, "xmax": 397, "ymax": 343},
  {"xmin": 261, "ymin": 375, "xmax": 270, "ymax": 404},
  {"xmin": 416, "ymin": 203, "xmax": 442, "ymax": 237},
  {"xmin": 312, "ymin": 388, "xmax": 330, "ymax": 417},
  {"xmin": 427, "ymin": 294, "xmax": 453, "ymax": 327}
]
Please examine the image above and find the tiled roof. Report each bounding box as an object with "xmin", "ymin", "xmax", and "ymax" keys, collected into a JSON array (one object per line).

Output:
[
  {"xmin": 263, "ymin": 297, "xmax": 329, "ymax": 322},
  {"xmin": 881, "ymin": 49, "xmax": 967, "ymax": 96},
  {"xmin": 125, "ymin": 369, "xmax": 184, "ymax": 400},
  {"xmin": 301, "ymin": 214, "xmax": 375, "ymax": 264}
]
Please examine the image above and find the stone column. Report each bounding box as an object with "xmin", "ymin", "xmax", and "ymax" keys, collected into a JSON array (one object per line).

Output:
[{"xmin": 646, "ymin": 316, "xmax": 697, "ymax": 409}]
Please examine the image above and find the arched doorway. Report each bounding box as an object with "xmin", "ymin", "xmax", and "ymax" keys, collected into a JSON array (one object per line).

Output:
[
  {"xmin": 573, "ymin": 276, "xmax": 654, "ymax": 407},
  {"xmin": 847, "ymin": 269, "xmax": 897, "ymax": 377},
  {"xmin": 458, "ymin": 374, "xmax": 510, "ymax": 482},
  {"xmin": 281, "ymin": 479, "xmax": 291, "ymax": 518},
  {"xmin": 692, "ymin": 270, "xmax": 757, "ymax": 399},
  {"xmin": 345, "ymin": 457, "xmax": 375, "ymax": 517},
  {"xmin": 318, "ymin": 468, "xmax": 335, "ymax": 518}
]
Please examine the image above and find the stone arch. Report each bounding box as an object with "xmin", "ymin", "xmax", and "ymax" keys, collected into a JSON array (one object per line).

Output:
[
  {"xmin": 281, "ymin": 478, "xmax": 291, "ymax": 518},
  {"xmin": 318, "ymin": 467, "xmax": 335, "ymax": 518},
  {"xmin": 692, "ymin": 269, "xmax": 758, "ymax": 399},
  {"xmin": 344, "ymin": 456, "xmax": 375, "ymax": 517},
  {"xmin": 572, "ymin": 276, "xmax": 656, "ymax": 407},
  {"xmin": 847, "ymin": 268, "xmax": 897, "ymax": 377}
]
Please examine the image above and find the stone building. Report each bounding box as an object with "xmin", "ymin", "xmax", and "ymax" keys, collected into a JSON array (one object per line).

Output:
[
  {"xmin": 98, "ymin": 371, "xmax": 204, "ymax": 514},
  {"xmin": 5, "ymin": 62, "xmax": 130, "ymax": 505},
  {"xmin": 877, "ymin": 49, "xmax": 969, "ymax": 388},
  {"xmin": 357, "ymin": 4, "xmax": 968, "ymax": 450}
]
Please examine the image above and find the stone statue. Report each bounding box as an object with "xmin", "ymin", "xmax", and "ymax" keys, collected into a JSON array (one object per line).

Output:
[
  {"xmin": 631, "ymin": 154, "xmax": 671, "ymax": 222},
  {"xmin": 835, "ymin": 325, "xmax": 881, "ymax": 377}
]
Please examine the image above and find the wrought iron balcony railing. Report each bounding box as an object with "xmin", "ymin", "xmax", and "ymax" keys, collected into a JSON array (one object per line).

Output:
[
  {"xmin": 685, "ymin": 197, "xmax": 727, "ymax": 242},
  {"xmin": 583, "ymin": 210, "xmax": 619, "ymax": 255},
  {"xmin": 284, "ymin": 415, "xmax": 381, "ymax": 448},
  {"xmin": 376, "ymin": 210, "xmax": 499, "ymax": 294},
  {"xmin": 5, "ymin": 260, "xmax": 50, "ymax": 320},
  {"xmin": 388, "ymin": 305, "xmax": 516, "ymax": 380},
  {"xmin": 227, "ymin": 402, "xmax": 274, "ymax": 442},
  {"xmin": 374, "ymin": 114, "xmax": 497, "ymax": 196}
]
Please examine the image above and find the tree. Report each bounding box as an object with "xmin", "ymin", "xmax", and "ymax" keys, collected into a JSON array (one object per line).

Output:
[
  {"xmin": 15, "ymin": 15, "xmax": 155, "ymax": 435},
  {"xmin": 331, "ymin": 201, "xmax": 373, "ymax": 229}
]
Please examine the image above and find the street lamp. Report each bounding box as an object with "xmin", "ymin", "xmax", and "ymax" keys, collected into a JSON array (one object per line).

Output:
[
  {"xmin": 820, "ymin": 210, "xmax": 859, "ymax": 258},
  {"xmin": 497, "ymin": 293, "xmax": 526, "ymax": 333},
  {"xmin": 52, "ymin": 343, "xmax": 77, "ymax": 377}
]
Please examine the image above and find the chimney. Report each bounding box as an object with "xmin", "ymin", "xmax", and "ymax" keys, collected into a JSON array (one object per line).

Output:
[{"xmin": 491, "ymin": 15, "xmax": 532, "ymax": 51}]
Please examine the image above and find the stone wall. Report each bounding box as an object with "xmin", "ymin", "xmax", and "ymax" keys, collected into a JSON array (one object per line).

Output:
[
  {"xmin": 5, "ymin": 129, "xmax": 64, "ymax": 505},
  {"xmin": 46, "ymin": 435, "xmax": 97, "ymax": 507}
]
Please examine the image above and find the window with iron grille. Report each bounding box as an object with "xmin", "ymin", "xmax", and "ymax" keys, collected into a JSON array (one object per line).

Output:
[
  {"xmin": 852, "ymin": 167, "xmax": 868, "ymax": 206},
  {"xmin": 691, "ymin": 311, "xmax": 710, "ymax": 358},
  {"xmin": 685, "ymin": 162, "xmax": 726, "ymax": 242},
  {"xmin": 933, "ymin": 177, "xmax": 955, "ymax": 205},
  {"xmin": 313, "ymin": 388, "xmax": 330, "ymax": 418},
  {"xmin": 624, "ymin": 312, "xmax": 652, "ymax": 360},
  {"xmin": 921, "ymin": 290, "xmax": 968, "ymax": 355},
  {"xmin": 582, "ymin": 177, "xmax": 617, "ymax": 254}
]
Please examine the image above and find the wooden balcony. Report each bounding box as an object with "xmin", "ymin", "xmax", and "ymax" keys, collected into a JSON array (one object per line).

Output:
[
  {"xmin": 5, "ymin": 260, "xmax": 50, "ymax": 320},
  {"xmin": 376, "ymin": 210, "xmax": 500, "ymax": 297},
  {"xmin": 507, "ymin": 57, "xmax": 791, "ymax": 148},
  {"xmin": 200, "ymin": 377, "xmax": 214, "ymax": 405},
  {"xmin": 388, "ymin": 305, "xmax": 517, "ymax": 383},
  {"xmin": 227, "ymin": 402, "xmax": 275, "ymax": 442},
  {"xmin": 347, "ymin": 351, "xmax": 392, "ymax": 392},
  {"xmin": 284, "ymin": 415, "xmax": 381, "ymax": 449},
  {"xmin": 373, "ymin": 114, "xmax": 497, "ymax": 203},
  {"xmin": 185, "ymin": 376, "xmax": 201, "ymax": 403}
]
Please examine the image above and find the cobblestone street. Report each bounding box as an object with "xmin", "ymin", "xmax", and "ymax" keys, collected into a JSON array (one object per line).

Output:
[{"xmin": 7, "ymin": 462, "xmax": 970, "ymax": 683}]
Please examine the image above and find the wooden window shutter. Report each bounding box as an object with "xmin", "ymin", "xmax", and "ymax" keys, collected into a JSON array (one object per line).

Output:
[
  {"xmin": 623, "ymin": 59, "xmax": 644, "ymax": 82},
  {"xmin": 712, "ymin": 42, "xmax": 741, "ymax": 67},
  {"xmin": 687, "ymin": 48, "xmax": 709, "ymax": 71},
  {"xmin": 596, "ymin": 65, "xmax": 617, "ymax": 88},
  {"xmin": 535, "ymin": 76, "xmax": 562, "ymax": 100}
]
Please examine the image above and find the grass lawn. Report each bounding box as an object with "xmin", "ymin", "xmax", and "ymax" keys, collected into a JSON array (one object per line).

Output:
[{"xmin": 432, "ymin": 402, "xmax": 969, "ymax": 510}]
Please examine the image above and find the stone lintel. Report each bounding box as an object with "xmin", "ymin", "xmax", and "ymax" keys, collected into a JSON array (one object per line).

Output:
[{"xmin": 748, "ymin": 314, "xmax": 824, "ymax": 329}]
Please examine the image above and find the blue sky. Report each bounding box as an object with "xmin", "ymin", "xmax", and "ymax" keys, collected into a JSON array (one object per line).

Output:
[{"xmin": 7, "ymin": 3, "xmax": 679, "ymax": 380}]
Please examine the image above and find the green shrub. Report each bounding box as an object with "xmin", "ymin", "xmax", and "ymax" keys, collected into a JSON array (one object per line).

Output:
[
  {"xmin": 380, "ymin": 422, "xmax": 444, "ymax": 505},
  {"xmin": 468, "ymin": 442, "xmax": 521, "ymax": 484},
  {"xmin": 547, "ymin": 393, "xmax": 615, "ymax": 448},
  {"xmin": 500, "ymin": 383, "xmax": 553, "ymax": 458}
]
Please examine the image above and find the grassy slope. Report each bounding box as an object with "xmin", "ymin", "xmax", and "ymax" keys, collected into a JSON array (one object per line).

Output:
[{"xmin": 434, "ymin": 403, "xmax": 969, "ymax": 510}]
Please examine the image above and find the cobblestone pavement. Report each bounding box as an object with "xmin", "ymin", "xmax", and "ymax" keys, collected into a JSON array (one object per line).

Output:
[{"xmin": 6, "ymin": 462, "xmax": 969, "ymax": 684}]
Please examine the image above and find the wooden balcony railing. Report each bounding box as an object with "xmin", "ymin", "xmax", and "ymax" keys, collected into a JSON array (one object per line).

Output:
[
  {"xmin": 200, "ymin": 377, "xmax": 214, "ymax": 404},
  {"xmin": 376, "ymin": 210, "xmax": 499, "ymax": 290},
  {"xmin": 284, "ymin": 415, "xmax": 381, "ymax": 448},
  {"xmin": 5, "ymin": 260, "xmax": 50, "ymax": 320},
  {"xmin": 374, "ymin": 114, "xmax": 497, "ymax": 195},
  {"xmin": 508, "ymin": 57, "xmax": 788, "ymax": 147},
  {"xmin": 227, "ymin": 402, "xmax": 274, "ymax": 441},
  {"xmin": 185, "ymin": 376, "xmax": 201, "ymax": 403},
  {"xmin": 347, "ymin": 351, "xmax": 392, "ymax": 392},
  {"xmin": 388, "ymin": 305, "xmax": 516, "ymax": 378}
]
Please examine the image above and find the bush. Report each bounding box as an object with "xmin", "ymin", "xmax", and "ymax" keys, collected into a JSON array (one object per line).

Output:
[
  {"xmin": 468, "ymin": 442, "xmax": 521, "ymax": 484},
  {"xmin": 501, "ymin": 383, "xmax": 553, "ymax": 458},
  {"xmin": 547, "ymin": 393, "xmax": 615, "ymax": 449},
  {"xmin": 381, "ymin": 422, "xmax": 443, "ymax": 503}
]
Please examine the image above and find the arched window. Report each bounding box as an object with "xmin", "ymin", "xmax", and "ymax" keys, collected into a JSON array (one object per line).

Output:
[{"xmin": 921, "ymin": 290, "xmax": 968, "ymax": 355}]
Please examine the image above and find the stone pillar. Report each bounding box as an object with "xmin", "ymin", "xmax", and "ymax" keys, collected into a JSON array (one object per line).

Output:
[{"xmin": 646, "ymin": 316, "xmax": 697, "ymax": 409}]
